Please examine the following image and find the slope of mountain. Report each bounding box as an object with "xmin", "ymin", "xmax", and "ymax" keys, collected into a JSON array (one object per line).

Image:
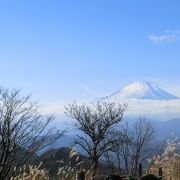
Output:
[
  {"xmin": 35, "ymin": 147, "xmax": 108, "ymax": 178},
  {"xmin": 124, "ymin": 117, "xmax": 180, "ymax": 140},
  {"xmin": 35, "ymin": 147, "xmax": 91, "ymax": 177},
  {"xmin": 96, "ymin": 81, "xmax": 180, "ymax": 119},
  {"xmin": 50, "ymin": 119, "xmax": 180, "ymax": 150},
  {"xmin": 100, "ymin": 81, "xmax": 180, "ymax": 101},
  {"xmin": 151, "ymin": 118, "xmax": 180, "ymax": 139}
]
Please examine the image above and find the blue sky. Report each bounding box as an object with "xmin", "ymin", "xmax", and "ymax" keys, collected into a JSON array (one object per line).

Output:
[{"xmin": 0, "ymin": 0, "xmax": 180, "ymax": 106}]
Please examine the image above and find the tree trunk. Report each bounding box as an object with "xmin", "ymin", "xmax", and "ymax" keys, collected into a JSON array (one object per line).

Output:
[
  {"xmin": 116, "ymin": 152, "xmax": 121, "ymax": 173},
  {"xmin": 91, "ymin": 158, "xmax": 98, "ymax": 178},
  {"xmin": 133, "ymin": 159, "xmax": 138, "ymax": 176}
]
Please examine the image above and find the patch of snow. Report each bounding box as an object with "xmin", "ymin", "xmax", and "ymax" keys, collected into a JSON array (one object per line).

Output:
[{"xmin": 101, "ymin": 81, "xmax": 180, "ymax": 101}]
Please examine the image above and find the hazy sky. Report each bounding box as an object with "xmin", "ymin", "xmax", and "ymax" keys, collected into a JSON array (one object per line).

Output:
[{"xmin": 0, "ymin": 0, "xmax": 180, "ymax": 107}]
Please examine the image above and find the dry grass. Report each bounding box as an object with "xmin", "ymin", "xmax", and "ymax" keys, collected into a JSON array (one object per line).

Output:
[
  {"xmin": 10, "ymin": 163, "xmax": 49, "ymax": 180},
  {"xmin": 147, "ymin": 138, "xmax": 180, "ymax": 180},
  {"xmin": 10, "ymin": 149, "xmax": 87, "ymax": 180}
]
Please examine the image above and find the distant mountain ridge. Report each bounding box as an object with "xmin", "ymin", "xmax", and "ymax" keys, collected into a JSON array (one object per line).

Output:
[
  {"xmin": 123, "ymin": 117, "xmax": 180, "ymax": 140},
  {"xmin": 53, "ymin": 118, "xmax": 180, "ymax": 148},
  {"xmin": 99, "ymin": 81, "xmax": 180, "ymax": 101}
]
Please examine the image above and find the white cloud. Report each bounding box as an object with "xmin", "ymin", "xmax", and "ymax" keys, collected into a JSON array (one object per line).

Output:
[
  {"xmin": 38, "ymin": 98, "xmax": 180, "ymax": 121},
  {"xmin": 115, "ymin": 99, "xmax": 180, "ymax": 120},
  {"xmin": 101, "ymin": 95, "xmax": 180, "ymax": 120},
  {"xmin": 39, "ymin": 100, "xmax": 90, "ymax": 115},
  {"xmin": 149, "ymin": 30, "xmax": 180, "ymax": 43},
  {"xmin": 125, "ymin": 99, "xmax": 180, "ymax": 114}
]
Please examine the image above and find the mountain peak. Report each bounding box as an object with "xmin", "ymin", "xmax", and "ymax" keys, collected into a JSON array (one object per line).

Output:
[{"xmin": 106, "ymin": 81, "xmax": 180, "ymax": 100}]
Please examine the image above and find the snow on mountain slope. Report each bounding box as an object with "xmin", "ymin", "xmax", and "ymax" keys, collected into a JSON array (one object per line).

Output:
[
  {"xmin": 102, "ymin": 81, "xmax": 180, "ymax": 101},
  {"xmin": 96, "ymin": 81, "xmax": 180, "ymax": 120}
]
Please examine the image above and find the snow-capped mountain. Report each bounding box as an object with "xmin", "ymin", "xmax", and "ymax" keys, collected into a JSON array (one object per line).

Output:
[
  {"xmin": 100, "ymin": 81, "xmax": 180, "ymax": 101},
  {"xmin": 96, "ymin": 81, "xmax": 180, "ymax": 120}
]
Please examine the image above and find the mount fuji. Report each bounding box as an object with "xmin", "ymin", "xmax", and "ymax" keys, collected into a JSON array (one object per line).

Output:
[
  {"xmin": 99, "ymin": 81, "xmax": 180, "ymax": 101},
  {"xmin": 96, "ymin": 81, "xmax": 180, "ymax": 119}
]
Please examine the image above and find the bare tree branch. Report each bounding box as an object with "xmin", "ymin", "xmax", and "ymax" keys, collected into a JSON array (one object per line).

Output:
[
  {"xmin": 0, "ymin": 88, "xmax": 64, "ymax": 179},
  {"xmin": 65, "ymin": 101, "xmax": 127, "ymax": 177}
]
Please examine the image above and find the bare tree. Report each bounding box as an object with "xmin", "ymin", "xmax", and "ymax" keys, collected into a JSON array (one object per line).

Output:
[
  {"xmin": 0, "ymin": 88, "xmax": 64, "ymax": 179},
  {"xmin": 112, "ymin": 118, "xmax": 155, "ymax": 176},
  {"xmin": 131, "ymin": 118, "xmax": 155, "ymax": 175},
  {"xmin": 103, "ymin": 130, "xmax": 125, "ymax": 174},
  {"xmin": 116, "ymin": 123, "xmax": 132, "ymax": 174},
  {"xmin": 103, "ymin": 150, "xmax": 116, "ymax": 174},
  {"xmin": 105, "ymin": 123, "xmax": 131, "ymax": 174},
  {"xmin": 65, "ymin": 102, "xmax": 127, "ymax": 177}
]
